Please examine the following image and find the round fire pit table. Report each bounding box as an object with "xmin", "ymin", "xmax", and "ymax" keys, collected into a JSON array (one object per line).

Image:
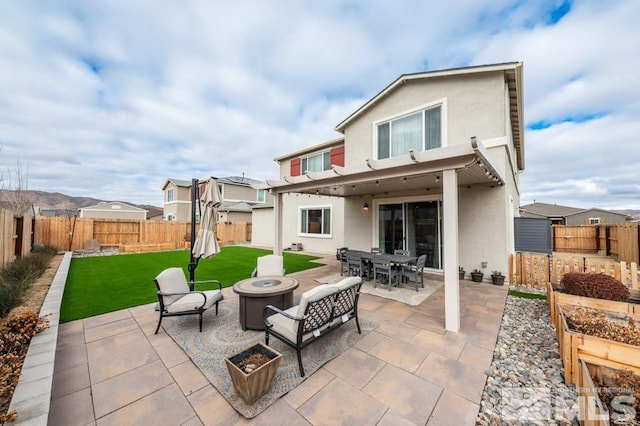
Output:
[{"xmin": 233, "ymin": 276, "xmax": 299, "ymax": 330}]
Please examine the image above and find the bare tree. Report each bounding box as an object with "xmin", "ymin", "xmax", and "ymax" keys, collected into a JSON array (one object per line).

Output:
[
  {"xmin": 60, "ymin": 204, "xmax": 79, "ymax": 251},
  {"xmin": 0, "ymin": 151, "xmax": 32, "ymax": 215}
]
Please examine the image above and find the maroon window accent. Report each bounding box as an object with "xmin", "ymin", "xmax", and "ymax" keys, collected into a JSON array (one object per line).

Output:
[
  {"xmin": 330, "ymin": 146, "xmax": 345, "ymax": 167},
  {"xmin": 290, "ymin": 158, "xmax": 301, "ymax": 176}
]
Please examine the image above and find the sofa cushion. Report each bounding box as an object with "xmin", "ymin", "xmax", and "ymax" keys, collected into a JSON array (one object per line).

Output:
[
  {"xmin": 267, "ymin": 306, "xmax": 317, "ymax": 343},
  {"xmin": 294, "ymin": 284, "xmax": 338, "ymax": 333},
  {"xmin": 327, "ymin": 276, "xmax": 361, "ymax": 291}
]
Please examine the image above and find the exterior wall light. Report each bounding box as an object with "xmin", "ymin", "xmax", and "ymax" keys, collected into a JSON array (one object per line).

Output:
[{"xmin": 363, "ymin": 202, "xmax": 369, "ymax": 212}]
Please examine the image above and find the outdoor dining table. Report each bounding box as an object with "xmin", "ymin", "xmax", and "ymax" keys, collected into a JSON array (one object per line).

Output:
[{"xmin": 355, "ymin": 251, "xmax": 417, "ymax": 281}]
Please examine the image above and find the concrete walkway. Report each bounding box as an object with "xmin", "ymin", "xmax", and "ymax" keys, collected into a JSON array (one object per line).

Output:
[{"xmin": 48, "ymin": 255, "xmax": 508, "ymax": 425}]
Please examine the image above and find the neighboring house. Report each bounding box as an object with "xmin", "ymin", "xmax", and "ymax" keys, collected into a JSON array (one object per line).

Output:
[
  {"xmin": 254, "ymin": 62, "xmax": 524, "ymax": 332},
  {"xmin": 162, "ymin": 176, "xmax": 272, "ymax": 222},
  {"xmin": 78, "ymin": 202, "xmax": 147, "ymax": 220},
  {"xmin": 520, "ymin": 202, "xmax": 631, "ymax": 225}
]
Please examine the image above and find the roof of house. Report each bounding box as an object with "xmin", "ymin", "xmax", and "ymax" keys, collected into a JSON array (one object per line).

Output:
[
  {"xmin": 218, "ymin": 201, "xmax": 254, "ymax": 213},
  {"xmin": 218, "ymin": 176, "xmax": 264, "ymax": 187},
  {"xmin": 520, "ymin": 202, "xmax": 630, "ymax": 219},
  {"xmin": 79, "ymin": 201, "xmax": 147, "ymax": 212},
  {"xmin": 334, "ymin": 62, "xmax": 524, "ymax": 170},
  {"xmin": 162, "ymin": 176, "xmax": 264, "ymax": 191},
  {"xmin": 274, "ymin": 137, "xmax": 345, "ymax": 162}
]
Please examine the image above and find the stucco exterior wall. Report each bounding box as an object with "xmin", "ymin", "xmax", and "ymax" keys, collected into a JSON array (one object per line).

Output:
[
  {"xmin": 250, "ymin": 207, "xmax": 274, "ymax": 248},
  {"xmin": 343, "ymin": 72, "xmax": 506, "ymax": 166},
  {"xmin": 280, "ymin": 194, "xmax": 345, "ymax": 254},
  {"xmin": 221, "ymin": 183, "xmax": 272, "ymax": 204},
  {"xmin": 566, "ymin": 210, "xmax": 629, "ymax": 225}
]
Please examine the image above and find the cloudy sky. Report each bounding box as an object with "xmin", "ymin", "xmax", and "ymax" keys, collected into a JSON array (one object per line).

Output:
[{"xmin": 0, "ymin": 0, "xmax": 638, "ymax": 209}]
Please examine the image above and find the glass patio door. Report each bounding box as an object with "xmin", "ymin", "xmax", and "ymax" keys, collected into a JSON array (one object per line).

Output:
[
  {"xmin": 378, "ymin": 201, "xmax": 442, "ymax": 269},
  {"xmin": 378, "ymin": 204, "xmax": 404, "ymax": 255}
]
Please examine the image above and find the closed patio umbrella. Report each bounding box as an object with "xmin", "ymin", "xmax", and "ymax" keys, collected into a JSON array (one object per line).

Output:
[
  {"xmin": 192, "ymin": 177, "xmax": 222, "ymax": 259},
  {"xmin": 189, "ymin": 178, "xmax": 222, "ymax": 286}
]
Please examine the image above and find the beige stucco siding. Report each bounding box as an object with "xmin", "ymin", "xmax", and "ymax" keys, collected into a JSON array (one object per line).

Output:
[
  {"xmin": 343, "ymin": 72, "xmax": 506, "ymax": 166},
  {"xmin": 281, "ymin": 194, "xmax": 345, "ymax": 254}
]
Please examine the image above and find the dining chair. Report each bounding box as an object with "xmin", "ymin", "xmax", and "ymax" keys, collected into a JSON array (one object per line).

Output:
[
  {"xmin": 373, "ymin": 255, "xmax": 396, "ymax": 291},
  {"xmin": 394, "ymin": 249, "xmax": 410, "ymax": 256},
  {"xmin": 346, "ymin": 250, "xmax": 363, "ymax": 277},
  {"xmin": 400, "ymin": 254, "xmax": 427, "ymax": 291}
]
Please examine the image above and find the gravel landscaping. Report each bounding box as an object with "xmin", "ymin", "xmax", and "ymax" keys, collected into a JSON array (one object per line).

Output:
[{"xmin": 477, "ymin": 295, "xmax": 579, "ymax": 425}]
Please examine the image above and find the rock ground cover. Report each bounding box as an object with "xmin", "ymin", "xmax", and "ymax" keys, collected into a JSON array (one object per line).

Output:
[{"xmin": 476, "ymin": 296, "xmax": 579, "ymax": 425}]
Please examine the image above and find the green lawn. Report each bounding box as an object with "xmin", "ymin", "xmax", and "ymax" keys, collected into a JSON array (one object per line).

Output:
[{"xmin": 61, "ymin": 246, "xmax": 323, "ymax": 323}]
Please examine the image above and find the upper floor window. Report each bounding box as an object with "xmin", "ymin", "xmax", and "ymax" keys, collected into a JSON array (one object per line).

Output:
[
  {"xmin": 377, "ymin": 105, "xmax": 441, "ymax": 159},
  {"xmin": 257, "ymin": 189, "xmax": 266, "ymax": 203},
  {"xmin": 167, "ymin": 188, "xmax": 174, "ymax": 202},
  {"xmin": 300, "ymin": 207, "xmax": 331, "ymax": 236},
  {"xmin": 301, "ymin": 151, "xmax": 330, "ymax": 174},
  {"xmin": 589, "ymin": 217, "xmax": 601, "ymax": 225}
]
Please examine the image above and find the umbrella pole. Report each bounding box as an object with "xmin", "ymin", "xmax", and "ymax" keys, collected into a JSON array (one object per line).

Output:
[{"xmin": 188, "ymin": 178, "xmax": 200, "ymax": 289}]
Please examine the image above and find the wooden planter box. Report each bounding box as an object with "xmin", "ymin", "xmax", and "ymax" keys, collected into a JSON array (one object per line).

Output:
[
  {"xmin": 577, "ymin": 360, "xmax": 610, "ymax": 426},
  {"xmin": 224, "ymin": 343, "xmax": 282, "ymax": 404},
  {"xmin": 557, "ymin": 303, "xmax": 640, "ymax": 385},
  {"xmin": 546, "ymin": 282, "xmax": 640, "ymax": 331}
]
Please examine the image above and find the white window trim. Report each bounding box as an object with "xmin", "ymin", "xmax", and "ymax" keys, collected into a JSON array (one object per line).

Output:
[
  {"xmin": 298, "ymin": 205, "xmax": 332, "ymax": 238},
  {"xmin": 372, "ymin": 98, "xmax": 448, "ymax": 160},
  {"xmin": 588, "ymin": 217, "xmax": 601, "ymax": 225},
  {"xmin": 257, "ymin": 189, "xmax": 266, "ymax": 203},
  {"xmin": 301, "ymin": 150, "xmax": 331, "ymax": 174}
]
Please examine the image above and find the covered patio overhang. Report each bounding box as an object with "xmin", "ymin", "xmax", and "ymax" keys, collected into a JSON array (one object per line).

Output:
[{"xmin": 257, "ymin": 137, "xmax": 505, "ymax": 332}]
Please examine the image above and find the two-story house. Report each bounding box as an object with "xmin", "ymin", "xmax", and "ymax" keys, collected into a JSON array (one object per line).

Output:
[
  {"xmin": 162, "ymin": 176, "xmax": 272, "ymax": 222},
  {"xmin": 254, "ymin": 62, "xmax": 524, "ymax": 331}
]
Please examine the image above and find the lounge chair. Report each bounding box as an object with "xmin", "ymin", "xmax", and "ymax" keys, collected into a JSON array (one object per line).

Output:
[{"xmin": 153, "ymin": 267, "xmax": 223, "ymax": 334}]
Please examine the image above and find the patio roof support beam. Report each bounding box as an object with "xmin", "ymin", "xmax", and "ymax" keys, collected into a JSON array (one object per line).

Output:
[
  {"xmin": 273, "ymin": 192, "xmax": 283, "ymax": 255},
  {"xmin": 442, "ymin": 168, "xmax": 460, "ymax": 332}
]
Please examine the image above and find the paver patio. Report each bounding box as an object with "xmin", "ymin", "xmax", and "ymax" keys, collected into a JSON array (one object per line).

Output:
[{"xmin": 48, "ymin": 254, "xmax": 508, "ymax": 425}]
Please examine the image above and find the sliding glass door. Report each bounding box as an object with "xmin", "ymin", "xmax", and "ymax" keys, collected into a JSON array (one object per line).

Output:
[
  {"xmin": 378, "ymin": 204, "xmax": 404, "ymax": 255},
  {"xmin": 378, "ymin": 200, "xmax": 442, "ymax": 269}
]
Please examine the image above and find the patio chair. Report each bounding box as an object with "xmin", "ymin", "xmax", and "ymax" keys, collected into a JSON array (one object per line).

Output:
[
  {"xmin": 153, "ymin": 267, "xmax": 223, "ymax": 334},
  {"xmin": 373, "ymin": 255, "xmax": 396, "ymax": 290},
  {"xmin": 336, "ymin": 247, "xmax": 349, "ymax": 276},
  {"xmin": 251, "ymin": 254, "xmax": 285, "ymax": 277},
  {"xmin": 400, "ymin": 254, "xmax": 427, "ymax": 291},
  {"xmin": 394, "ymin": 249, "xmax": 410, "ymax": 256},
  {"xmin": 346, "ymin": 250, "xmax": 363, "ymax": 277}
]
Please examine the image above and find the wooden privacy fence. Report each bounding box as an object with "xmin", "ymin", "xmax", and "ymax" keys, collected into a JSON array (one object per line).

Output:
[
  {"xmin": 510, "ymin": 252, "xmax": 639, "ymax": 290},
  {"xmin": 34, "ymin": 217, "xmax": 252, "ymax": 252},
  {"xmin": 553, "ymin": 223, "xmax": 639, "ymax": 264},
  {"xmin": 0, "ymin": 207, "xmax": 34, "ymax": 269}
]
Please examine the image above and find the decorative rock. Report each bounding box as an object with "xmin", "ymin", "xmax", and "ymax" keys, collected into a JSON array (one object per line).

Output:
[{"xmin": 476, "ymin": 296, "xmax": 579, "ymax": 425}]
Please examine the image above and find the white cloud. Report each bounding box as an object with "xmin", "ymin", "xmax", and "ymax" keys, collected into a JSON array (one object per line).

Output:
[{"xmin": 0, "ymin": 0, "xmax": 638, "ymax": 210}]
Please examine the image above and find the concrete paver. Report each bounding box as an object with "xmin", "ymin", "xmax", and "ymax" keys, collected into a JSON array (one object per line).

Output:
[{"xmin": 48, "ymin": 253, "xmax": 508, "ymax": 425}]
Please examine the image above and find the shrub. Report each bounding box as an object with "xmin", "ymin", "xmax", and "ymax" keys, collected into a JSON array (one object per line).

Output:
[
  {"xmin": 562, "ymin": 272, "xmax": 630, "ymax": 302},
  {"xmin": 0, "ymin": 249, "xmax": 56, "ymax": 317},
  {"xmin": 0, "ymin": 312, "xmax": 50, "ymax": 423}
]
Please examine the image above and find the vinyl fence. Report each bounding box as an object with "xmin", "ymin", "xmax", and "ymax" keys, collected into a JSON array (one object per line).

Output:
[
  {"xmin": 34, "ymin": 217, "xmax": 252, "ymax": 252},
  {"xmin": 509, "ymin": 251, "xmax": 639, "ymax": 290}
]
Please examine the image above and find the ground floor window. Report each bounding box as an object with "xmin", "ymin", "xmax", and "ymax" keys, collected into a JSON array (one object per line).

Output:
[{"xmin": 300, "ymin": 207, "xmax": 331, "ymax": 236}]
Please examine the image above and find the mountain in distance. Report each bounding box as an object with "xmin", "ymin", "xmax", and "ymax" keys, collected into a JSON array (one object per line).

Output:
[{"xmin": 1, "ymin": 189, "xmax": 162, "ymax": 216}]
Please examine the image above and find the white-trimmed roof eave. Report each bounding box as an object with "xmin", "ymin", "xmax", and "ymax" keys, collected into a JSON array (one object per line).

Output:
[{"xmin": 255, "ymin": 137, "xmax": 506, "ymax": 197}]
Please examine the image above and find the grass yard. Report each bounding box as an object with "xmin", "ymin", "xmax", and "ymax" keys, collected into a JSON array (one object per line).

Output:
[{"xmin": 61, "ymin": 246, "xmax": 323, "ymax": 323}]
